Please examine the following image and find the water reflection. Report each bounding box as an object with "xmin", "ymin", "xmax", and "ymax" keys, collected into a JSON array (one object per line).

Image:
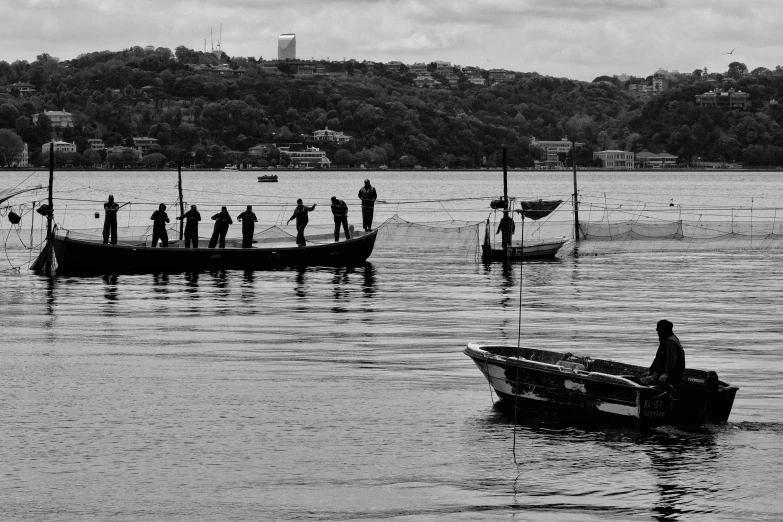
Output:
[
  {"xmin": 152, "ymin": 272, "xmax": 170, "ymax": 299},
  {"xmin": 362, "ymin": 262, "xmax": 376, "ymax": 299},
  {"xmin": 294, "ymin": 267, "xmax": 307, "ymax": 299},
  {"xmin": 331, "ymin": 267, "xmax": 352, "ymax": 313},
  {"xmin": 240, "ymin": 270, "xmax": 257, "ymax": 312},
  {"xmin": 102, "ymin": 274, "xmax": 119, "ymax": 317}
]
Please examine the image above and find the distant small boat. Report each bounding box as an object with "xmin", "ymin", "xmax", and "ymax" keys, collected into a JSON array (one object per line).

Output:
[
  {"xmin": 464, "ymin": 342, "xmax": 738, "ymax": 427},
  {"xmin": 257, "ymin": 174, "xmax": 278, "ymax": 182},
  {"xmin": 221, "ymin": 164, "xmax": 239, "ymax": 171}
]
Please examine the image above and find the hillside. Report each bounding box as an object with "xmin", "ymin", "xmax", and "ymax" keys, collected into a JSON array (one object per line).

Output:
[{"xmin": 2, "ymin": 47, "xmax": 783, "ymax": 168}]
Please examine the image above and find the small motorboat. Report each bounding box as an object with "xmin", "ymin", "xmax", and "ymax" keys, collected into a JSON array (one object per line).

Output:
[
  {"xmin": 257, "ymin": 174, "xmax": 279, "ymax": 182},
  {"xmin": 464, "ymin": 342, "xmax": 738, "ymax": 428}
]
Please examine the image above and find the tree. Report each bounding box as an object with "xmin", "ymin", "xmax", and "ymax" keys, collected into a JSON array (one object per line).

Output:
[
  {"xmin": 120, "ymin": 148, "xmax": 139, "ymax": 165},
  {"xmin": 0, "ymin": 103, "xmax": 20, "ymax": 128},
  {"xmin": 83, "ymin": 149, "xmax": 101, "ymax": 165},
  {"xmin": 141, "ymin": 152, "xmax": 167, "ymax": 167},
  {"xmin": 334, "ymin": 149, "xmax": 354, "ymax": 166},
  {"xmin": 727, "ymin": 61, "xmax": 748, "ymax": 80},
  {"xmin": 0, "ymin": 129, "xmax": 24, "ymax": 166}
]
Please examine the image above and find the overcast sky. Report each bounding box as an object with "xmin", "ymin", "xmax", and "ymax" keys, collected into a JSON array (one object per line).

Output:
[{"xmin": 1, "ymin": 0, "xmax": 780, "ymax": 81}]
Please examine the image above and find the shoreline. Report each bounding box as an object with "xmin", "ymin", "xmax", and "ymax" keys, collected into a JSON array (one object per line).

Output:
[{"xmin": 2, "ymin": 167, "xmax": 778, "ymax": 173}]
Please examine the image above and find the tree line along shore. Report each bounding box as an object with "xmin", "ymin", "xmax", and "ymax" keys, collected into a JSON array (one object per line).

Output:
[{"xmin": 1, "ymin": 47, "xmax": 783, "ymax": 170}]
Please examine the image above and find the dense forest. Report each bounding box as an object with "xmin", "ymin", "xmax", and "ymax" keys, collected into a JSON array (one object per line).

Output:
[{"xmin": 2, "ymin": 46, "xmax": 783, "ymax": 168}]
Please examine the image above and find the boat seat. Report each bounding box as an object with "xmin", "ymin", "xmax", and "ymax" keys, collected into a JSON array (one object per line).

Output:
[{"xmin": 556, "ymin": 360, "xmax": 586, "ymax": 371}]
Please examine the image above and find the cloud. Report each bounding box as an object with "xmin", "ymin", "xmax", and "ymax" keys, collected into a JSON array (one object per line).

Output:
[{"xmin": 0, "ymin": 0, "xmax": 781, "ymax": 80}]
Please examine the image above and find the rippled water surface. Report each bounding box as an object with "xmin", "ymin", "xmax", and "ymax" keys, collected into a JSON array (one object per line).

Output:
[{"xmin": 1, "ymin": 170, "xmax": 783, "ymax": 520}]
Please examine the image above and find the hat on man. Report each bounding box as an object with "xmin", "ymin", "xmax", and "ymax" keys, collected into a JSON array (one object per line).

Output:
[{"xmin": 190, "ymin": 205, "xmax": 197, "ymax": 210}]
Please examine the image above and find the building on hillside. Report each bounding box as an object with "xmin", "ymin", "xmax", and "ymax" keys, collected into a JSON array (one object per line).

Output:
[
  {"xmin": 635, "ymin": 151, "xmax": 678, "ymax": 168},
  {"xmin": 489, "ymin": 69, "xmax": 515, "ymax": 84},
  {"xmin": 530, "ymin": 137, "xmax": 584, "ymax": 168},
  {"xmin": 132, "ymin": 137, "xmax": 158, "ymax": 155},
  {"xmin": 593, "ymin": 150, "xmax": 634, "ymax": 169},
  {"xmin": 413, "ymin": 73, "xmax": 438, "ymax": 88},
  {"xmin": 467, "ymin": 75, "xmax": 486, "ymax": 86},
  {"xmin": 312, "ymin": 127, "xmax": 352, "ymax": 143},
  {"xmin": 33, "ymin": 110, "xmax": 74, "ymax": 128},
  {"xmin": 652, "ymin": 76, "xmax": 669, "ymax": 93},
  {"xmin": 408, "ymin": 63, "xmax": 428, "ymax": 74},
  {"xmin": 248, "ymin": 143, "xmax": 276, "ymax": 158},
  {"xmin": 695, "ymin": 88, "xmax": 749, "ymax": 109},
  {"xmin": 191, "ymin": 64, "xmax": 247, "ymax": 76},
  {"xmin": 9, "ymin": 143, "xmax": 29, "ymax": 167},
  {"xmin": 277, "ymin": 145, "xmax": 332, "ymax": 168},
  {"xmin": 41, "ymin": 140, "xmax": 76, "ymax": 154},
  {"xmin": 8, "ymin": 82, "xmax": 36, "ymax": 96},
  {"xmin": 385, "ymin": 61, "xmax": 405, "ymax": 71},
  {"xmin": 87, "ymin": 138, "xmax": 105, "ymax": 150},
  {"xmin": 444, "ymin": 73, "xmax": 459, "ymax": 88},
  {"xmin": 278, "ymin": 34, "xmax": 296, "ymax": 60}
]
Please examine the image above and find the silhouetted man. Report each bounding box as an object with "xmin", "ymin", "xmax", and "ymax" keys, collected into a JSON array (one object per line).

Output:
[
  {"xmin": 237, "ymin": 205, "xmax": 258, "ymax": 248},
  {"xmin": 640, "ymin": 319, "xmax": 686, "ymax": 386},
  {"xmin": 358, "ymin": 179, "xmax": 377, "ymax": 232},
  {"xmin": 209, "ymin": 206, "xmax": 233, "ymax": 248},
  {"xmin": 287, "ymin": 198, "xmax": 316, "ymax": 246},
  {"xmin": 496, "ymin": 212, "xmax": 515, "ymax": 249},
  {"xmin": 178, "ymin": 204, "xmax": 201, "ymax": 248},
  {"xmin": 102, "ymin": 194, "xmax": 119, "ymax": 244},
  {"xmin": 150, "ymin": 203, "xmax": 170, "ymax": 247},
  {"xmin": 330, "ymin": 196, "xmax": 351, "ymax": 242}
]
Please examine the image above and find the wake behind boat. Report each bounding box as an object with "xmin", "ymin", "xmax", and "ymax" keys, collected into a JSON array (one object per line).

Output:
[
  {"xmin": 464, "ymin": 342, "xmax": 738, "ymax": 428},
  {"xmin": 51, "ymin": 227, "xmax": 377, "ymax": 275}
]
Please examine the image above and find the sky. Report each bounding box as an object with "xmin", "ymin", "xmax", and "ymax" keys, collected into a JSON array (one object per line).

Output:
[{"xmin": 1, "ymin": 0, "xmax": 781, "ymax": 81}]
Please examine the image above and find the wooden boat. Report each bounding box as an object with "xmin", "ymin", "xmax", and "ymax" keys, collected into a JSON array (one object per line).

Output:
[
  {"xmin": 464, "ymin": 342, "xmax": 738, "ymax": 427},
  {"xmin": 257, "ymin": 174, "xmax": 278, "ymax": 182},
  {"xmin": 51, "ymin": 228, "xmax": 378, "ymax": 275},
  {"xmin": 482, "ymin": 219, "xmax": 567, "ymax": 260}
]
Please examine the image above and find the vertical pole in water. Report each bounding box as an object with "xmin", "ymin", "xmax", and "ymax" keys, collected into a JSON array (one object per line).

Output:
[
  {"xmin": 572, "ymin": 137, "xmax": 580, "ymax": 240},
  {"xmin": 177, "ymin": 161, "xmax": 184, "ymax": 241},
  {"xmin": 46, "ymin": 142, "xmax": 54, "ymax": 274},
  {"xmin": 502, "ymin": 147, "xmax": 510, "ymax": 259}
]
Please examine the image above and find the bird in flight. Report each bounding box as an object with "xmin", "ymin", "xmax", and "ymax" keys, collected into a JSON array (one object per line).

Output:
[{"xmin": 724, "ymin": 48, "xmax": 736, "ymax": 55}]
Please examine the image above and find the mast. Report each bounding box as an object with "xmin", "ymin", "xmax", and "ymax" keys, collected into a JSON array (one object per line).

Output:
[
  {"xmin": 46, "ymin": 142, "xmax": 54, "ymax": 274},
  {"xmin": 571, "ymin": 136, "xmax": 580, "ymax": 240},
  {"xmin": 177, "ymin": 160, "xmax": 184, "ymax": 241},
  {"xmin": 502, "ymin": 146, "xmax": 510, "ymax": 257}
]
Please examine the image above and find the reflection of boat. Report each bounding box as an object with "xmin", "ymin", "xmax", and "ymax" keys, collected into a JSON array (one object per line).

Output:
[
  {"xmin": 257, "ymin": 174, "xmax": 278, "ymax": 182},
  {"xmin": 464, "ymin": 342, "xmax": 738, "ymax": 428},
  {"xmin": 52, "ymin": 228, "xmax": 378, "ymax": 275}
]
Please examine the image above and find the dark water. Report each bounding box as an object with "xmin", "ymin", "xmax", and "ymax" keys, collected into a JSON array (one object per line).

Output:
[{"xmin": 1, "ymin": 170, "xmax": 782, "ymax": 520}]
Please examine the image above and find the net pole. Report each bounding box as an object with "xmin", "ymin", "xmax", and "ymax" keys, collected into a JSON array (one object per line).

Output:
[
  {"xmin": 572, "ymin": 137, "xmax": 579, "ymax": 240},
  {"xmin": 178, "ymin": 161, "xmax": 184, "ymax": 241}
]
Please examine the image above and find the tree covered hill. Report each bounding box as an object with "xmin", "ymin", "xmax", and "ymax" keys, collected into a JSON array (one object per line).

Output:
[{"xmin": 2, "ymin": 47, "xmax": 783, "ymax": 168}]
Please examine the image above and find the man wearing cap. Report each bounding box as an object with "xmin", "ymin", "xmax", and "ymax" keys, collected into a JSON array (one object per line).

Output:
[
  {"xmin": 102, "ymin": 194, "xmax": 119, "ymax": 244},
  {"xmin": 150, "ymin": 203, "xmax": 170, "ymax": 247},
  {"xmin": 178, "ymin": 205, "xmax": 201, "ymax": 248},
  {"xmin": 358, "ymin": 179, "xmax": 377, "ymax": 232},
  {"xmin": 640, "ymin": 320, "xmax": 686, "ymax": 386},
  {"xmin": 330, "ymin": 196, "xmax": 351, "ymax": 242},
  {"xmin": 287, "ymin": 198, "xmax": 316, "ymax": 246},
  {"xmin": 237, "ymin": 205, "xmax": 258, "ymax": 249},
  {"xmin": 209, "ymin": 206, "xmax": 233, "ymax": 248}
]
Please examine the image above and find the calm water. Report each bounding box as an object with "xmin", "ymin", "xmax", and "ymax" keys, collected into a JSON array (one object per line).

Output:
[{"xmin": 1, "ymin": 170, "xmax": 783, "ymax": 521}]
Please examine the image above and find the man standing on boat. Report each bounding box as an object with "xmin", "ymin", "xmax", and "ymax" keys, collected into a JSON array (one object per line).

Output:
[
  {"xmin": 102, "ymin": 195, "xmax": 119, "ymax": 245},
  {"xmin": 640, "ymin": 320, "xmax": 685, "ymax": 386},
  {"xmin": 150, "ymin": 203, "xmax": 170, "ymax": 247},
  {"xmin": 496, "ymin": 211, "xmax": 515, "ymax": 249},
  {"xmin": 237, "ymin": 205, "xmax": 258, "ymax": 248},
  {"xmin": 209, "ymin": 206, "xmax": 233, "ymax": 248},
  {"xmin": 330, "ymin": 196, "xmax": 351, "ymax": 242},
  {"xmin": 178, "ymin": 205, "xmax": 201, "ymax": 248},
  {"xmin": 358, "ymin": 179, "xmax": 377, "ymax": 232},
  {"xmin": 287, "ymin": 199, "xmax": 316, "ymax": 246}
]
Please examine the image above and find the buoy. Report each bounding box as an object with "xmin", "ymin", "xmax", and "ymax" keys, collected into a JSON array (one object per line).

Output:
[
  {"xmin": 95, "ymin": 212, "xmax": 100, "ymax": 218},
  {"xmin": 8, "ymin": 211, "xmax": 21, "ymax": 224}
]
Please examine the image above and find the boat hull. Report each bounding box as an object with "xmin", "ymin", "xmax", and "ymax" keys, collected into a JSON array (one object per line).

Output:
[
  {"xmin": 482, "ymin": 239, "xmax": 567, "ymax": 261},
  {"xmin": 465, "ymin": 342, "xmax": 738, "ymax": 428},
  {"xmin": 52, "ymin": 230, "xmax": 378, "ymax": 275}
]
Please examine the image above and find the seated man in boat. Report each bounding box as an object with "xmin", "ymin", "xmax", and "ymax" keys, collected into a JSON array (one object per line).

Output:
[
  {"xmin": 178, "ymin": 205, "xmax": 201, "ymax": 248},
  {"xmin": 209, "ymin": 207, "xmax": 233, "ymax": 248},
  {"xmin": 330, "ymin": 196, "xmax": 351, "ymax": 242},
  {"xmin": 640, "ymin": 320, "xmax": 685, "ymax": 386},
  {"xmin": 495, "ymin": 211, "xmax": 515, "ymax": 248},
  {"xmin": 286, "ymin": 199, "xmax": 316, "ymax": 247},
  {"xmin": 237, "ymin": 205, "xmax": 258, "ymax": 248},
  {"xmin": 150, "ymin": 203, "xmax": 170, "ymax": 248}
]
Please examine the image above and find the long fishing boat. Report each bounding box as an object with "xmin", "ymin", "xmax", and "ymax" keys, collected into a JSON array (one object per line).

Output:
[
  {"xmin": 464, "ymin": 342, "xmax": 738, "ymax": 428},
  {"xmin": 50, "ymin": 228, "xmax": 378, "ymax": 275}
]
